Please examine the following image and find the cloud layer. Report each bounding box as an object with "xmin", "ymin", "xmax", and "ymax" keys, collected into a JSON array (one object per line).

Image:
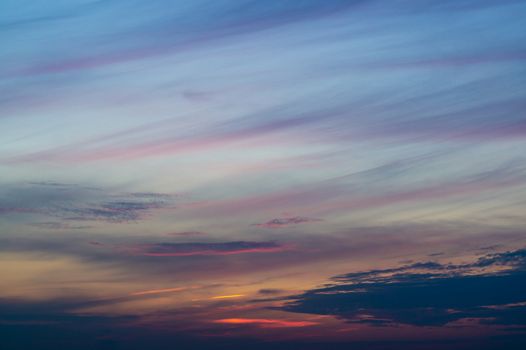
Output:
[
  {"xmin": 1, "ymin": 0, "xmax": 526, "ymax": 349},
  {"xmin": 254, "ymin": 216, "xmax": 322, "ymax": 228},
  {"xmin": 0, "ymin": 182, "xmax": 176, "ymax": 224},
  {"xmin": 283, "ymin": 249, "xmax": 526, "ymax": 327},
  {"xmin": 127, "ymin": 241, "xmax": 288, "ymax": 257}
]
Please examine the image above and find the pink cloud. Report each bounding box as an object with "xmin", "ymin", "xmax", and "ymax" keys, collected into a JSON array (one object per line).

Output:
[
  {"xmin": 0, "ymin": 207, "xmax": 39, "ymax": 215},
  {"xmin": 129, "ymin": 287, "xmax": 190, "ymax": 296},
  {"xmin": 6, "ymin": 109, "xmax": 321, "ymax": 164},
  {"xmin": 254, "ymin": 216, "xmax": 323, "ymax": 228},
  {"xmin": 184, "ymin": 164, "xmax": 525, "ymax": 219},
  {"xmin": 311, "ymin": 172, "xmax": 525, "ymax": 215},
  {"xmin": 125, "ymin": 241, "xmax": 289, "ymax": 257},
  {"xmin": 213, "ymin": 318, "xmax": 318, "ymax": 328}
]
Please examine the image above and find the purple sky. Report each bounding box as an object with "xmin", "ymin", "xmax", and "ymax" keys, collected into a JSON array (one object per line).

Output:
[{"xmin": 1, "ymin": 1, "xmax": 526, "ymax": 349}]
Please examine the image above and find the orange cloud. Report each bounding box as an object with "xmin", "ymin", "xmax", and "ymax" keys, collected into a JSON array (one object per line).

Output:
[
  {"xmin": 130, "ymin": 287, "xmax": 188, "ymax": 296},
  {"xmin": 129, "ymin": 241, "xmax": 288, "ymax": 257},
  {"xmin": 213, "ymin": 318, "xmax": 318, "ymax": 328},
  {"xmin": 211, "ymin": 294, "xmax": 245, "ymax": 300}
]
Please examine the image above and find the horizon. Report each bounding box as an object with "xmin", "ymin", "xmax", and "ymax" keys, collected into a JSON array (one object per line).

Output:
[{"xmin": 1, "ymin": 1, "xmax": 526, "ymax": 349}]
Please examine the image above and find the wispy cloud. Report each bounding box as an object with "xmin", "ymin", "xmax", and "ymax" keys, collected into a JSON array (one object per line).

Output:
[
  {"xmin": 168, "ymin": 231, "xmax": 207, "ymax": 237},
  {"xmin": 213, "ymin": 318, "xmax": 318, "ymax": 328},
  {"xmin": 28, "ymin": 222, "xmax": 92, "ymax": 230},
  {"xmin": 129, "ymin": 287, "xmax": 190, "ymax": 297},
  {"xmin": 127, "ymin": 241, "xmax": 288, "ymax": 257},
  {"xmin": 2, "ymin": 1, "xmax": 526, "ymax": 348},
  {"xmin": 56, "ymin": 200, "xmax": 166, "ymax": 223},
  {"xmin": 5, "ymin": 1, "xmax": 357, "ymax": 78},
  {"xmin": 258, "ymin": 289, "xmax": 286, "ymax": 295},
  {"xmin": 210, "ymin": 294, "xmax": 244, "ymax": 300},
  {"xmin": 0, "ymin": 182, "xmax": 176, "ymax": 223},
  {"xmin": 254, "ymin": 216, "xmax": 323, "ymax": 228}
]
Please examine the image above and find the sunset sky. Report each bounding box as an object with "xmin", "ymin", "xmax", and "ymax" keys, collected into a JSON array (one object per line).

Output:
[{"xmin": 1, "ymin": 1, "xmax": 526, "ymax": 349}]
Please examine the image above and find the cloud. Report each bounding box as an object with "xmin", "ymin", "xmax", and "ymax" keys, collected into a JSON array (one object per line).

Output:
[
  {"xmin": 129, "ymin": 287, "xmax": 190, "ymax": 296},
  {"xmin": 6, "ymin": 105, "xmax": 333, "ymax": 164},
  {"xmin": 0, "ymin": 207, "xmax": 38, "ymax": 215},
  {"xmin": 281, "ymin": 248, "xmax": 526, "ymax": 327},
  {"xmin": 28, "ymin": 222, "xmax": 92, "ymax": 230},
  {"xmin": 0, "ymin": 296, "xmax": 252, "ymax": 350},
  {"xmin": 254, "ymin": 216, "xmax": 323, "ymax": 228},
  {"xmin": 0, "ymin": 182, "xmax": 176, "ymax": 223},
  {"xmin": 210, "ymin": 294, "xmax": 244, "ymax": 300},
  {"xmin": 168, "ymin": 231, "xmax": 207, "ymax": 237},
  {"xmin": 0, "ymin": 297, "xmax": 326, "ymax": 350},
  {"xmin": 7, "ymin": 0, "xmax": 358, "ymax": 78},
  {"xmin": 0, "ymin": 297, "xmax": 140, "ymax": 350},
  {"xmin": 213, "ymin": 318, "xmax": 318, "ymax": 328},
  {"xmin": 183, "ymin": 160, "xmax": 526, "ymax": 221},
  {"xmin": 258, "ymin": 289, "xmax": 285, "ymax": 295},
  {"xmin": 1, "ymin": 296, "xmax": 520, "ymax": 350},
  {"xmin": 57, "ymin": 200, "xmax": 165, "ymax": 222},
  {"xmin": 127, "ymin": 241, "xmax": 288, "ymax": 257}
]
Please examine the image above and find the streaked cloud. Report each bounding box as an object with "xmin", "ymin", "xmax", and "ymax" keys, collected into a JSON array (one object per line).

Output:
[
  {"xmin": 168, "ymin": 231, "xmax": 207, "ymax": 237},
  {"xmin": 0, "ymin": 182, "xmax": 176, "ymax": 223},
  {"xmin": 258, "ymin": 289, "xmax": 285, "ymax": 295},
  {"xmin": 28, "ymin": 222, "xmax": 92, "ymax": 230},
  {"xmin": 254, "ymin": 216, "xmax": 322, "ymax": 229},
  {"xmin": 1, "ymin": 0, "xmax": 526, "ymax": 349},
  {"xmin": 128, "ymin": 241, "xmax": 288, "ymax": 257},
  {"xmin": 213, "ymin": 318, "xmax": 318, "ymax": 328},
  {"xmin": 211, "ymin": 294, "xmax": 244, "ymax": 300},
  {"xmin": 129, "ymin": 287, "xmax": 190, "ymax": 296}
]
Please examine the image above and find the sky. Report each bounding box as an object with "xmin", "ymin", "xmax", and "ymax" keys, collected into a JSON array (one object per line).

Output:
[{"xmin": 1, "ymin": 1, "xmax": 526, "ymax": 349}]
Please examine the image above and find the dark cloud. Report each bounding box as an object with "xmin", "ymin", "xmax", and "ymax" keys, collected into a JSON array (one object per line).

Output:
[
  {"xmin": 0, "ymin": 297, "xmax": 138, "ymax": 350},
  {"xmin": 2, "ymin": 296, "xmax": 526, "ymax": 350},
  {"xmin": 0, "ymin": 182, "xmax": 176, "ymax": 223},
  {"xmin": 281, "ymin": 249, "xmax": 526, "ymax": 328},
  {"xmin": 258, "ymin": 289, "xmax": 285, "ymax": 295},
  {"xmin": 428, "ymin": 252, "xmax": 444, "ymax": 257},
  {"xmin": 254, "ymin": 216, "xmax": 322, "ymax": 228},
  {"xmin": 168, "ymin": 231, "xmax": 207, "ymax": 237},
  {"xmin": 28, "ymin": 222, "xmax": 92, "ymax": 230},
  {"xmin": 1, "ymin": 221, "xmax": 525, "ymax": 283},
  {"xmin": 57, "ymin": 200, "xmax": 164, "ymax": 222},
  {"xmin": 0, "ymin": 296, "xmax": 235, "ymax": 350}
]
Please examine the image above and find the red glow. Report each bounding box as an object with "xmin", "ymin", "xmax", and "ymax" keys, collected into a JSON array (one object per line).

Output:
[{"xmin": 213, "ymin": 318, "xmax": 318, "ymax": 328}]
